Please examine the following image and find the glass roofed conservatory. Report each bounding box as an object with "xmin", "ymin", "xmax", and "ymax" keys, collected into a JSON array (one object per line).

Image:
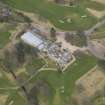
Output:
[{"xmin": 21, "ymin": 31, "xmax": 45, "ymax": 50}]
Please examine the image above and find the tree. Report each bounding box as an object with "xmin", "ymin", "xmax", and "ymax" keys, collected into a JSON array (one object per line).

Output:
[
  {"xmin": 65, "ymin": 32, "xmax": 73, "ymax": 42},
  {"xmin": 3, "ymin": 50, "xmax": 13, "ymax": 72},
  {"xmin": 23, "ymin": 43, "xmax": 39, "ymax": 57},
  {"xmin": 50, "ymin": 27, "xmax": 56, "ymax": 40},
  {"xmin": 28, "ymin": 85, "xmax": 39, "ymax": 105},
  {"xmin": 71, "ymin": 96, "xmax": 79, "ymax": 105},
  {"xmin": 98, "ymin": 60, "xmax": 105, "ymax": 70},
  {"xmin": 15, "ymin": 42, "xmax": 25, "ymax": 64},
  {"xmin": 65, "ymin": 31, "xmax": 87, "ymax": 47},
  {"xmin": 16, "ymin": 11, "xmax": 32, "ymax": 23},
  {"xmin": 55, "ymin": 0, "xmax": 65, "ymax": 4},
  {"xmin": 69, "ymin": 0, "xmax": 76, "ymax": 6}
]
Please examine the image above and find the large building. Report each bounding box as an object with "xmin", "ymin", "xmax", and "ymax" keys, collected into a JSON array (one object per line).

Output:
[
  {"xmin": 21, "ymin": 31, "xmax": 45, "ymax": 50},
  {"xmin": 21, "ymin": 30, "xmax": 72, "ymax": 68}
]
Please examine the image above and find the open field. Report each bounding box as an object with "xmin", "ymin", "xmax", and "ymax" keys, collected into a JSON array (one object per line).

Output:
[
  {"xmin": 92, "ymin": 0, "xmax": 105, "ymax": 4},
  {"xmin": 90, "ymin": 24, "xmax": 105, "ymax": 39},
  {"xmin": 91, "ymin": 32, "xmax": 105, "ymax": 39},
  {"xmin": 87, "ymin": 8, "xmax": 105, "ymax": 18},
  {"xmin": 0, "ymin": 90, "xmax": 29, "ymax": 105},
  {"xmin": 4, "ymin": 0, "xmax": 105, "ymax": 30},
  {"xmin": 69, "ymin": 66, "xmax": 105, "ymax": 105},
  {"xmin": 0, "ymin": 64, "xmax": 29, "ymax": 105},
  {"xmin": 28, "ymin": 54, "xmax": 97, "ymax": 105},
  {"xmin": 0, "ymin": 1, "xmax": 30, "ymax": 49},
  {"xmin": 0, "ymin": 23, "xmax": 14, "ymax": 49},
  {"xmin": 15, "ymin": 57, "xmax": 45, "ymax": 84},
  {"xmin": 0, "ymin": 1, "xmax": 104, "ymax": 105},
  {"xmin": 0, "ymin": 31, "xmax": 10, "ymax": 49},
  {"xmin": 0, "ymin": 94, "xmax": 8, "ymax": 105},
  {"xmin": 5, "ymin": 91, "xmax": 29, "ymax": 105},
  {"xmin": 76, "ymin": 66, "xmax": 105, "ymax": 97},
  {"xmin": 0, "ymin": 67, "xmax": 17, "ymax": 88}
]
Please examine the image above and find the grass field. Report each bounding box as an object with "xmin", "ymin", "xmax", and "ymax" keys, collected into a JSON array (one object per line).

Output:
[
  {"xmin": 13, "ymin": 56, "xmax": 45, "ymax": 85},
  {"xmin": 29, "ymin": 54, "xmax": 97, "ymax": 105},
  {"xmin": 0, "ymin": 31, "xmax": 10, "ymax": 49},
  {"xmin": 90, "ymin": 24, "xmax": 105, "ymax": 39},
  {"xmin": 0, "ymin": 1, "xmax": 102, "ymax": 105},
  {"xmin": 0, "ymin": 67, "xmax": 17, "ymax": 88},
  {"xmin": 25, "ymin": 57, "xmax": 45, "ymax": 73},
  {"xmin": 5, "ymin": 90, "xmax": 29, "ymax": 105},
  {"xmin": 0, "ymin": 23, "xmax": 15, "ymax": 49},
  {"xmin": 0, "ymin": 65, "xmax": 29, "ymax": 105},
  {"xmin": 4, "ymin": 0, "xmax": 105, "ymax": 31},
  {"xmin": 0, "ymin": 89, "xmax": 29, "ymax": 105}
]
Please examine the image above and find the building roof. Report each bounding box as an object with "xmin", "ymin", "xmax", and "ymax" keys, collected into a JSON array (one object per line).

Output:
[{"xmin": 21, "ymin": 31, "xmax": 44, "ymax": 50}]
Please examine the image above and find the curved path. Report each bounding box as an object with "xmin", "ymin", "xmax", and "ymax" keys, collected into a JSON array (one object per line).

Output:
[{"xmin": 84, "ymin": 18, "xmax": 105, "ymax": 36}]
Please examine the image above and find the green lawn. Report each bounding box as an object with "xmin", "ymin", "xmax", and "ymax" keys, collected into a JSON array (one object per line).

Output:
[
  {"xmin": 28, "ymin": 54, "xmax": 97, "ymax": 105},
  {"xmin": 4, "ymin": 0, "xmax": 105, "ymax": 30},
  {"xmin": 0, "ymin": 31, "xmax": 10, "ymax": 49}
]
